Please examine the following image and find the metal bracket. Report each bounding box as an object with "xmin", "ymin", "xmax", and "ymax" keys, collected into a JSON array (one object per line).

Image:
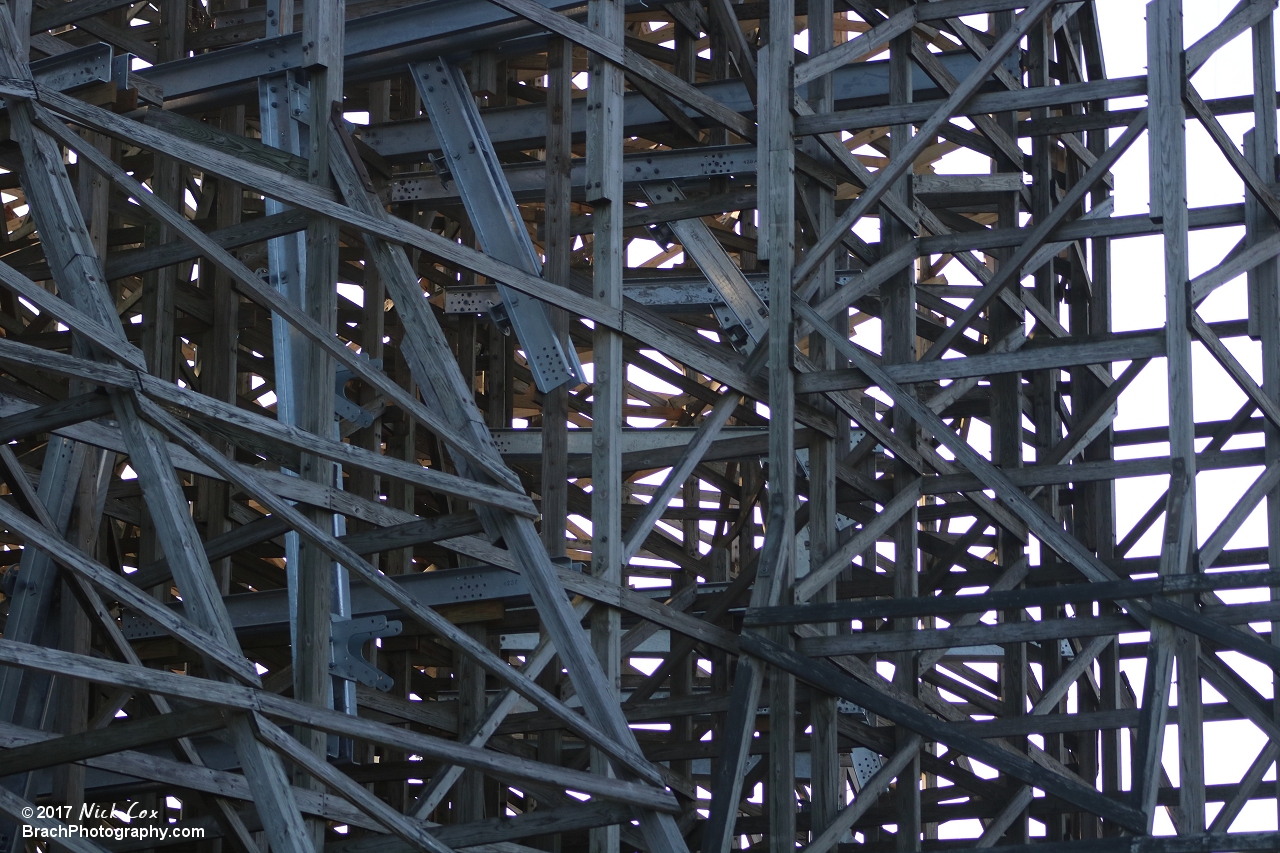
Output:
[
  {"xmin": 489, "ymin": 300, "xmax": 514, "ymax": 336},
  {"xmin": 645, "ymin": 221, "xmax": 677, "ymax": 251},
  {"xmin": 31, "ymin": 42, "xmax": 114, "ymax": 91},
  {"xmin": 710, "ymin": 303, "xmax": 751, "ymax": 352},
  {"xmin": 445, "ymin": 286, "xmax": 502, "ymax": 314},
  {"xmin": 428, "ymin": 152, "xmax": 452, "ymax": 189},
  {"xmin": 835, "ymin": 697, "xmax": 881, "ymax": 791},
  {"xmin": 836, "ymin": 698, "xmax": 868, "ymax": 719},
  {"xmin": 288, "ymin": 75, "xmax": 310, "ymax": 122},
  {"xmin": 111, "ymin": 54, "xmax": 130, "ymax": 91},
  {"xmin": 850, "ymin": 747, "xmax": 883, "ymax": 790},
  {"xmin": 330, "ymin": 614, "xmax": 402, "ymax": 691},
  {"xmin": 335, "ymin": 356, "xmax": 383, "ymax": 428}
]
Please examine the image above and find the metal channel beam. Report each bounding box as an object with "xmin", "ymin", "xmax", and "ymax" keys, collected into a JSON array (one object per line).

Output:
[
  {"xmin": 28, "ymin": 42, "xmax": 113, "ymax": 91},
  {"xmin": 410, "ymin": 58, "xmax": 581, "ymax": 393},
  {"xmin": 443, "ymin": 276, "xmax": 766, "ymax": 313},
  {"xmin": 641, "ymin": 180, "xmax": 769, "ymax": 344},
  {"xmin": 390, "ymin": 144, "xmax": 760, "ymax": 205},
  {"xmin": 143, "ymin": 0, "xmax": 584, "ymax": 104},
  {"xmin": 363, "ymin": 49, "xmax": 1019, "ymax": 161},
  {"xmin": 0, "ymin": 43, "xmax": 114, "ymax": 108},
  {"xmin": 121, "ymin": 564, "xmax": 533, "ymax": 640}
]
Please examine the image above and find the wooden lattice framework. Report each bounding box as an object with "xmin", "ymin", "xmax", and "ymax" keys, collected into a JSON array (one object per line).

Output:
[{"xmin": 0, "ymin": 1, "xmax": 1277, "ymax": 852}]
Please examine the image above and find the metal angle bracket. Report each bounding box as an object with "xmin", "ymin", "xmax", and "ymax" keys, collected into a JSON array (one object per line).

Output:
[
  {"xmin": 837, "ymin": 697, "xmax": 882, "ymax": 793},
  {"xmin": 793, "ymin": 448, "xmax": 860, "ymax": 581},
  {"xmin": 410, "ymin": 58, "xmax": 582, "ymax": 394},
  {"xmin": 287, "ymin": 75, "xmax": 310, "ymax": 123},
  {"xmin": 111, "ymin": 54, "xmax": 131, "ymax": 91},
  {"xmin": 711, "ymin": 303, "xmax": 751, "ymax": 351},
  {"xmin": 334, "ymin": 356, "xmax": 383, "ymax": 428},
  {"xmin": 428, "ymin": 151, "xmax": 452, "ymax": 188},
  {"xmin": 330, "ymin": 613, "xmax": 402, "ymax": 691}
]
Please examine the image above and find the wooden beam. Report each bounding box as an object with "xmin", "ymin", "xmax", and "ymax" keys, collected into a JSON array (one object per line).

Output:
[{"xmin": 0, "ymin": 705, "xmax": 227, "ymax": 777}]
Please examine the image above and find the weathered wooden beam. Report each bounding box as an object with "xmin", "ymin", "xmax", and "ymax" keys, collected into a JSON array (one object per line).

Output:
[
  {"xmin": 0, "ymin": 636, "xmax": 680, "ymax": 810},
  {"xmin": 136, "ymin": 395, "xmax": 667, "ymax": 789},
  {"xmin": 741, "ymin": 631, "xmax": 1148, "ymax": 831},
  {"xmin": 0, "ymin": 389, "xmax": 111, "ymax": 442},
  {"xmin": 249, "ymin": 712, "xmax": 457, "ymax": 853},
  {"xmin": 0, "ymin": 704, "xmax": 227, "ymax": 777},
  {"xmin": 485, "ymin": 0, "xmax": 754, "ymax": 139},
  {"xmin": 0, "ymin": 497, "xmax": 256, "ymax": 681},
  {"xmin": 792, "ymin": 0, "xmax": 1058, "ymax": 290},
  {"xmin": 750, "ymin": 570, "xmax": 1280, "ymax": 626},
  {"xmin": 103, "ymin": 209, "xmax": 309, "ymax": 282},
  {"xmin": 0, "ymin": 1, "xmax": 1270, "ymax": 846}
]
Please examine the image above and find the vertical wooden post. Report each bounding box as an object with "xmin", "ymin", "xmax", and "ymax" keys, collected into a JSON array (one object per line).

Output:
[
  {"xmin": 141, "ymin": 0, "xmax": 187, "ymax": 384},
  {"xmin": 542, "ymin": 35, "xmax": 573, "ymax": 570},
  {"xmin": 535, "ymin": 35, "xmax": 573, "ymax": 852},
  {"xmin": 205, "ymin": 101, "xmax": 244, "ymax": 597},
  {"xmin": 673, "ymin": 475, "xmax": 697, "ymax": 796},
  {"xmin": 989, "ymin": 10, "xmax": 1029, "ymax": 842},
  {"xmin": 1148, "ymin": 0, "xmax": 1191, "ymax": 484},
  {"xmin": 1028, "ymin": 16, "xmax": 1068, "ymax": 841},
  {"xmin": 387, "ymin": 335, "xmax": 418, "ymax": 576},
  {"xmin": 1249, "ymin": 9, "xmax": 1280, "ymax": 832},
  {"xmin": 463, "ymin": 67, "xmax": 500, "ymax": 812},
  {"xmin": 802, "ymin": 0, "xmax": 840, "ymax": 841},
  {"xmin": 487, "ymin": 324, "xmax": 512, "ymax": 429},
  {"xmin": 295, "ymin": 1, "xmax": 345, "ymax": 847},
  {"xmin": 1144, "ymin": 0, "xmax": 1198, "ymax": 832},
  {"xmin": 456, "ymin": 622, "xmax": 488, "ymax": 823},
  {"xmin": 50, "ymin": 453, "xmax": 108, "ymax": 811},
  {"xmin": 137, "ymin": 0, "xmax": 188, "ymax": 612},
  {"xmin": 49, "ymin": 90, "xmax": 115, "ymax": 815},
  {"xmin": 351, "ymin": 79, "xmax": 390, "ymax": 579},
  {"xmin": 884, "ymin": 7, "xmax": 920, "ymax": 850},
  {"xmin": 587, "ymin": 0, "xmax": 624, "ymax": 848},
  {"xmin": 762, "ymin": 0, "xmax": 795, "ymax": 848},
  {"xmin": 1075, "ymin": 7, "xmax": 1120, "ymax": 837}
]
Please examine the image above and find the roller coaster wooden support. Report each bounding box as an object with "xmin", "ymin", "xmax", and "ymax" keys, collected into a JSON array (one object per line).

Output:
[{"xmin": 0, "ymin": 1, "xmax": 1276, "ymax": 851}]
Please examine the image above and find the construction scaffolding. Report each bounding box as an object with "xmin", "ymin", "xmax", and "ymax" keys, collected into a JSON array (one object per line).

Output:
[{"xmin": 0, "ymin": 0, "xmax": 1277, "ymax": 851}]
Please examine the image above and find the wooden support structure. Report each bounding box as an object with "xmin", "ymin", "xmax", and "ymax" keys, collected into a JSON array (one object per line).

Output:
[{"xmin": 0, "ymin": 2, "xmax": 1275, "ymax": 851}]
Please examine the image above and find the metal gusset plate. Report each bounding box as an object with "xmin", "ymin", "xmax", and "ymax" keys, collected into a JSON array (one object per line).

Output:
[{"xmin": 330, "ymin": 614, "xmax": 402, "ymax": 691}]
